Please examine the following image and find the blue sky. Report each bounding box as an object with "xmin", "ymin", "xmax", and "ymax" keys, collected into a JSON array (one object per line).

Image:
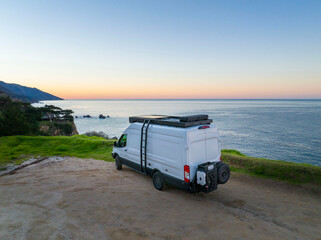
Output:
[{"xmin": 0, "ymin": 0, "xmax": 320, "ymax": 98}]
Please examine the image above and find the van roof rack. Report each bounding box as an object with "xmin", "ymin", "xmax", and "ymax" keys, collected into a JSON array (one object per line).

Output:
[{"xmin": 129, "ymin": 114, "xmax": 212, "ymax": 128}]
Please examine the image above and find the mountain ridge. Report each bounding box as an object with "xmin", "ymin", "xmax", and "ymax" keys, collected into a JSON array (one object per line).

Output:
[{"xmin": 0, "ymin": 81, "xmax": 63, "ymax": 103}]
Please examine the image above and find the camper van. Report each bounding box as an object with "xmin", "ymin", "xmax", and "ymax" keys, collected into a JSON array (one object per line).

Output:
[{"xmin": 112, "ymin": 115, "xmax": 230, "ymax": 193}]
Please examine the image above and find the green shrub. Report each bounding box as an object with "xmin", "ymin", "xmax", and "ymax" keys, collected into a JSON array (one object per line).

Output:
[
  {"xmin": 83, "ymin": 131, "xmax": 110, "ymax": 139},
  {"xmin": 0, "ymin": 96, "xmax": 74, "ymax": 137},
  {"xmin": 0, "ymin": 135, "xmax": 115, "ymax": 165},
  {"xmin": 54, "ymin": 122, "xmax": 73, "ymax": 135},
  {"xmin": 222, "ymin": 151, "xmax": 321, "ymax": 185},
  {"xmin": 222, "ymin": 149, "xmax": 245, "ymax": 156},
  {"xmin": 0, "ymin": 97, "xmax": 39, "ymax": 136}
]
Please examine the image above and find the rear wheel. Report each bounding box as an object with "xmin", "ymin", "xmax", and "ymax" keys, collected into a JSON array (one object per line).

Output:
[
  {"xmin": 217, "ymin": 163, "xmax": 230, "ymax": 184},
  {"xmin": 115, "ymin": 155, "xmax": 122, "ymax": 170},
  {"xmin": 152, "ymin": 171, "xmax": 166, "ymax": 191}
]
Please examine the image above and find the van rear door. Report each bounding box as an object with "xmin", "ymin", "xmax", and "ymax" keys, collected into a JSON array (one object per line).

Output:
[
  {"xmin": 204, "ymin": 128, "xmax": 220, "ymax": 162},
  {"xmin": 188, "ymin": 127, "xmax": 220, "ymax": 165}
]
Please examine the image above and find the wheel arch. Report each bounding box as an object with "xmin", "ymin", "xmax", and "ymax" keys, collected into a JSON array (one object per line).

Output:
[{"xmin": 152, "ymin": 168, "xmax": 161, "ymax": 176}]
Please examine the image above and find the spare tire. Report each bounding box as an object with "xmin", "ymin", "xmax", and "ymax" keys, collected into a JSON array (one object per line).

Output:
[{"xmin": 217, "ymin": 163, "xmax": 230, "ymax": 184}]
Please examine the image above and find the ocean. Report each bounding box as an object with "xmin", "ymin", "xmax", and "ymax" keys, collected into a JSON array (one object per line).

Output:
[{"xmin": 33, "ymin": 100, "xmax": 321, "ymax": 166}]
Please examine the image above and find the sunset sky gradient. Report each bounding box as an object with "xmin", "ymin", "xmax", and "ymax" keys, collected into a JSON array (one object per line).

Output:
[{"xmin": 0, "ymin": 0, "xmax": 320, "ymax": 99}]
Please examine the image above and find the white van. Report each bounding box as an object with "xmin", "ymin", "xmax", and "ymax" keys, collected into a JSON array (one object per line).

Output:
[{"xmin": 112, "ymin": 115, "xmax": 230, "ymax": 193}]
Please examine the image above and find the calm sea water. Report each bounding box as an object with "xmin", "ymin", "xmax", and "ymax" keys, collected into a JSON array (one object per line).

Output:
[{"xmin": 33, "ymin": 100, "xmax": 321, "ymax": 166}]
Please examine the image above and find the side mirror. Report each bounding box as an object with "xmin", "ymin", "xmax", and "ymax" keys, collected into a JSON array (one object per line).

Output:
[{"xmin": 113, "ymin": 141, "xmax": 118, "ymax": 147}]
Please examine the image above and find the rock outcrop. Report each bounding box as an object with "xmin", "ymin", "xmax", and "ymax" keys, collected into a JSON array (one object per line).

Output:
[{"xmin": 39, "ymin": 121, "xmax": 78, "ymax": 136}]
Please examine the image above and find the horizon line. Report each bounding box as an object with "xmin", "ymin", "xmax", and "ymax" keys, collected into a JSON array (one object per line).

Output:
[{"xmin": 57, "ymin": 98, "xmax": 321, "ymax": 101}]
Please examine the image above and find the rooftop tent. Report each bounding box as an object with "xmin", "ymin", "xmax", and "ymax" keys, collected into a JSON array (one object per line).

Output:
[{"xmin": 129, "ymin": 114, "xmax": 213, "ymax": 128}]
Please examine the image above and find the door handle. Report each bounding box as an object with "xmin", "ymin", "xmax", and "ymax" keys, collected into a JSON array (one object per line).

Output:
[{"xmin": 124, "ymin": 149, "xmax": 127, "ymax": 151}]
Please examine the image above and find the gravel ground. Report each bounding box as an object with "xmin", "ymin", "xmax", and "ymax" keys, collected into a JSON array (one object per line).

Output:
[{"xmin": 0, "ymin": 157, "xmax": 320, "ymax": 240}]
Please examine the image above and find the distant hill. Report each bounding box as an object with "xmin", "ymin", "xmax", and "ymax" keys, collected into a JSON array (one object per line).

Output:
[{"xmin": 0, "ymin": 81, "xmax": 63, "ymax": 103}]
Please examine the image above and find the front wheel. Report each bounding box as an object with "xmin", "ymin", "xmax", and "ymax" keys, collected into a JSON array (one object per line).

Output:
[
  {"xmin": 152, "ymin": 171, "xmax": 166, "ymax": 191},
  {"xmin": 115, "ymin": 155, "xmax": 122, "ymax": 170}
]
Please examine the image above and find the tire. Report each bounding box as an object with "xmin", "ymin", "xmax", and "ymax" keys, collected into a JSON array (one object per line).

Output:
[
  {"xmin": 217, "ymin": 163, "xmax": 230, "ymax": 184},
  {"xmin": 115, "ymin": 155, "xmax": 122, "ymax": 170},
  {"xmin": 152, "ymin": 171, "xmax": 166, "ymax": 191}
]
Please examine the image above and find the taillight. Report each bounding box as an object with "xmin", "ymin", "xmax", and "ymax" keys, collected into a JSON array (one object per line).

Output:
[
  {"xmin": 198, "ymin": 125, "xmax": 210, "ymax": 129},
  {"xmin": 220, "ymin": 156, "xmax": 222, "ymax": 162},
  {"xmin": 184, "ymin": 165, "xmax": 190, "ymax": 182}
]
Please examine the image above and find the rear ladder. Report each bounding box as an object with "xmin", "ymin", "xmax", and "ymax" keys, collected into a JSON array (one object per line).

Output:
[{"xmin": 140, "ymin": 120, "xmax": 151, "ymax": 173}]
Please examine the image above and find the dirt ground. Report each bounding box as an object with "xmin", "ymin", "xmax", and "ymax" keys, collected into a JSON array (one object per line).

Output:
[{"xmin": 0, "ymin": 157, "xmax": 320, "ymax": 240}]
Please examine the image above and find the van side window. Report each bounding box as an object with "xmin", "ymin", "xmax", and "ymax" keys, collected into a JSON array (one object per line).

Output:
[{"xmin": 118, "ymin": 134, "xmax": 127, "ymax": 147}]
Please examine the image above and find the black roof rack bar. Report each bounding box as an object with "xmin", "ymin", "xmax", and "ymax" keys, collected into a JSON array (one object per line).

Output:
[{"xmin": 129, "ymin": 115, "xmax": 213, "ymax": 128}]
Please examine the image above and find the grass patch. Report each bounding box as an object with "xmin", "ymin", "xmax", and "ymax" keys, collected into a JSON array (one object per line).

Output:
[
  {"xmin": 222, "ymin": 149, "xmax": 245, "ymax": 156},
  {"xmin": 0, "ymin": 135, "xmax": 115, "ymax": 166},
  {"xmin": 1, "ymin": 135, "xmax": 320, "ymax": 186},
  {"xmin": 222, "ymin": 150, "xmax": 321, "ymax": 185}
]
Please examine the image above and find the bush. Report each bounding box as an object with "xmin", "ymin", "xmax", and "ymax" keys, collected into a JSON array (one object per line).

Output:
[
  {"xmin": 83, "ymin": 131, "xmax": 110, "ymax": 140},
  {"xmin": 0, "ymin": 96, "xmax": 75, "ymax": 137},
  {"xmin": 54, "ymin": 122, "xmax": 73, "ymax": 136},
  {"xmin": 0, "ymin": 97, "xmax": 40, "ymax": 136},
  {"xmin": 39, "ymin": 122, "xmax": 74, "ymax": 136},
  {"xmin": 221, "ymin": 151, "xmax": 321, "ymax": 185},
  {"xmin": 0, "ymin": 135, "xmax": 115, "ymax": 165}
]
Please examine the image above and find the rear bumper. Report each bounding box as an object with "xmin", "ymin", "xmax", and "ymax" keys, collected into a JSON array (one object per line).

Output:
[
  {"xmin": 163, "ymin": 173, "xmax": 191, "ymax": 191},
  {"xmin": 163, "ymin": 173, "xmax": 216, "ymax": 193}
]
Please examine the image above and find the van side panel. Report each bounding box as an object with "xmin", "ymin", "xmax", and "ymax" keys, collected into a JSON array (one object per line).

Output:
[
  {"xmin": 124, "ymin": 123, "xmax": 185, "ymax": 181},
  {"xmin": 148, "ymin": 130, "xmax": 184, "ymax": 181}
]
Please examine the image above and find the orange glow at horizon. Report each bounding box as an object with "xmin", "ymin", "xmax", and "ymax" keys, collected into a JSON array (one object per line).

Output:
[
  {"xmin": 46, "ymin": 82, "xmax": 321, "ymax": 100},
  {"xmin": 4, "ymin": 72, "xmax": 321, "ymax": 100}
]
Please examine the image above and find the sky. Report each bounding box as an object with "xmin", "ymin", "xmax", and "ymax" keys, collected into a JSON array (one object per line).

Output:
[{"xmin": 0, "ymin": 0, "xmax": 320, "ymax": 99}]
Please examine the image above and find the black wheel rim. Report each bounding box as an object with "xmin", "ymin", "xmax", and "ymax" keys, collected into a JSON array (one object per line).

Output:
[{"xmin": 154, "ymin": 176, "xmax": 162, "ymax": 189}]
